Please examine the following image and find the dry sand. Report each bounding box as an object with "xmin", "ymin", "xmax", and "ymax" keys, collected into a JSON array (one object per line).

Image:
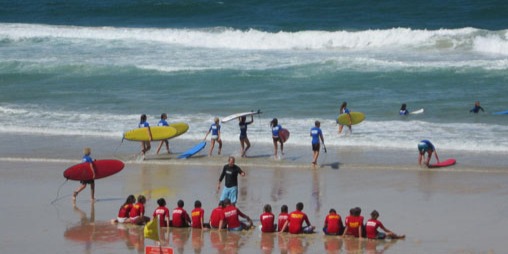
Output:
[{"xmin": 1, "ymin": 134, "xmax": 507, "ymax": 253}]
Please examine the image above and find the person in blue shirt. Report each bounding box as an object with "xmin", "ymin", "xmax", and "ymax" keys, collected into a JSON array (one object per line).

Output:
[
  {"xmin": 310, "ymin": 121, "xmax": 325, "ymax": 166},
  {"xmin": 73, "ymin": 147, "xmax": 96, "ymax": 202},
  {"xmin": 239, "ymin": 115, "xmax": 253, "ymax": 157},
  {"xmin": 469, "ymin": 101, "xmax": 485, "ymax": 114},
  {"xmin": 399, "ymin": 103, "xmax": 409, "ymax": 115},
  {"xmin": 156, "ymin": 113, "xmax": 170, "ymax": 154},
  {"xmin": 139, "ymin": 114, "xmax": 152, "ymax": 155},
  {"xmin": 204, "ymin": 117, "xmax": 222, "ymax": 156},
  {"xmin": 270, "ymin": 118, "xmax": 283, "ymax": 158},
  {"xmin": 418, "ymin": 140, "xmax": 440, "ymax": 166},
  {"xmin": 338, "ymin": 101, "xmax": 352, "ymax": 134}
]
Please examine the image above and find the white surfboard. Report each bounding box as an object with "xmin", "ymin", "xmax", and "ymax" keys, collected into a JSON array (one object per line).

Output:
[
  {"xmin": 221, "ymin": 110, "xmax": 262, "ymax": 123},
  {"xmin": 410, "ymin": 108, "xmax": 424, "ymax": 114}
]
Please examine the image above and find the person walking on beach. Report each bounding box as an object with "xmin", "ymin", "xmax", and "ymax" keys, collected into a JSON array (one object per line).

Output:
[
  {"xmin": 139, "ymin": 114, "xmax": 152, "ymax": 155},
  {"xmin": 338, "ymin": 101, "xmax": 352, "ymax": 134},
  {"xmin": 470, "ymin": 101, "xmax": 485, "ymax": 113},
  {"xmin": 204, "ymin": 117, "xmax": 222, "ymax": 156},
  {"xmin": 281, "ymin": 202, "xmax": 315, "ymax": 234},
  {"xmin": 239, "ymin": 115, "xmax": 253, "ymax": 157},
  {"xmin": 217, "ymin": 156, "xmax": 245, "ymax": 205},
  {"xmin": 310, "ymin": 120, "xmax": 325, "ymax": 166},
  {"xmin": 418, "ymin": 139, "xmax": 440, "ymax": 166},
  {"xmin": 270, "ymin": 118, "xmax": 284, "ymax": 158},
  {"xmin": 73, "ymin": 147, "xmax": 96, "ymax": 202},
  {"xmin": 156, "ymin": 113, "xmax": 170, "ymax": 154},
  {"xmin": 365, "ymin": 210, "xmax": 405, "ymax": 239}
]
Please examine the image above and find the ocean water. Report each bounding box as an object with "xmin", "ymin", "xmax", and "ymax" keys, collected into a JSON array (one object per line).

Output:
[{"xmin": 1, "ymin": 0, "xmax": 508, "ymax": 153}]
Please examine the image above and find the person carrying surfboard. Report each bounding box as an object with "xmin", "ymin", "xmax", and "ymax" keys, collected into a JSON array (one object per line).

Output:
[
  {"xmin": 418, "ymin": 140, "xmax": 440, "ymax": 167},
  {"xmin": 204, "ymin": 117, "xmax": 222, "ymax": 156},
  {"xmin": 72, "ymin": 147, "xmax": 96, "ymax": 202},
  {"xmin": 338, "ymin": 102, "xmax": 352, "ymax": 134},
  {"xmin": 139, "ymin": 114, "xmax": 152, "ymax": 155},
  {"xmin": 270, "ymin": 118, "xmax": 284, "ymax": 158},
  {"xmin": 239, "ymin": 115, "xmax": 253, "ymax": 157},
  {"xmin": 156, "ymin": 113, "xmax": 171, "ymax": 154}
]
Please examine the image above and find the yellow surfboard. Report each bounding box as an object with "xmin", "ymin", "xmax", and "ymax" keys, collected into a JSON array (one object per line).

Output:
[
  {"xmin": 123, "ymin": 126, "xmax": 178, "ymax": 141},
  {"xmin": 169, "ymin": 122, "xmax": 189, "ymax": 138},
  {"xmin": 337, "ymin": 112, "xmax": 365, "ymax": 125}
]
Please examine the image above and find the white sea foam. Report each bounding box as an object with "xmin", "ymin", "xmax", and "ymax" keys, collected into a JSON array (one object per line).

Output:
[{"xmin": 0, "ymin": 105, "xmax": 507, "ymax": 152}]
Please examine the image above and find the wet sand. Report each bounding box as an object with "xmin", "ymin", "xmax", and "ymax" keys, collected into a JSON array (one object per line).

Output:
[{"xmin": 1, "ymin": 134, "xmax": 508, "ymax": 253}]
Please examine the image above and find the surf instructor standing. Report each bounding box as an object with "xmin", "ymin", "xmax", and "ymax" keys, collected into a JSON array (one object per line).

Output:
[{"xmin": 217, "ymin": 156, "xmax": 245, "ymax": 205}]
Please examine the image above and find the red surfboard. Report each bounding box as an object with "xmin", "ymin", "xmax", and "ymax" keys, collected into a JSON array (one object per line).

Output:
[
  {"xmin": 63, "ymin": 159, "xmax": 125, "ymax": 181},
  {"xmin": 428, "ymin": 158, "xmax": 456, "ymax": 168},
  {"xmin": 279, "ymin": 128, "xmax": 290, "ymax": 143}
]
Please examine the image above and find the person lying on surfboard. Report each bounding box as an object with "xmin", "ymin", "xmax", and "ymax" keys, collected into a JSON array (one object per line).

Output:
[
  {"xmin": 73, "ymin": 147, "xmax": 96, "ymax": 202},
  {"xmin": 338, "ymin": 101, "xmax": 352, "ymax": 134},
  {"xmin": 418, "ymin": 140, "xmax": 440, "ymax": 167}
]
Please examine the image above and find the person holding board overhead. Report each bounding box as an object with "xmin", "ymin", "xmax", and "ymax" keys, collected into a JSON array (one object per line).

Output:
[
  {"xmin": 270, "ymin": 118, "xmax": 284, "ymax": 158},
  {"xmin": 338, "ymin": 101, "xmax": 352, "ymax": 134},
  {"xmin": 204, "ymin": 117, "xmax": 222, "ymax": 156},
  {"xmin": 418, "ymin": 139, "xmax": 440, "ymax": 166}
]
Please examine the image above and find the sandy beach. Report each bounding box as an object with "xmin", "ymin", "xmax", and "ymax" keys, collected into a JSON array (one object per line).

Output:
[{"xmin": 1, "ymin": 133, "xmax": 507, "ymax": 254}]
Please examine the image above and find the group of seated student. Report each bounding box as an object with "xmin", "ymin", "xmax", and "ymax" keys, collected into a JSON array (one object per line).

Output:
[
  {"xmin": 113, "ymin": 196, "xmax": 404, "ymax": 239},
  {"xmin": 323, "ymin": 206, "xmax": 405, "ymax": 240}
]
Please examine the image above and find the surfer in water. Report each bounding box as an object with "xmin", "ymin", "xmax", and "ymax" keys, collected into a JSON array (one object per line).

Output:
[
  {"xmin": 399, "ymin": 103, "xmax": 409, "ymax": 115},
  {"xmin": 73, "ymin": 147, "xmax": 96, "ymax": 202},
  {"xmin": 204, "ymin": 117, "xmax": 222, "ymax": 156},
  {"xmin": 239, "ymin": 115, "xmax": 253, "ymax": 157},
  {"xmin": 418, "ymin": 140, "xmax": 440, "ymax": 166},
  {"xmin": 156, "ymin": 113, "xmax": 170, "ymax": 154},
  {"xmin": 469, "ymin": 101, "xmax": 485, "ymax": 113},
  {"xmin": 338, "ymin": 101, "xmax": 352, "ymax": 134},
  {"xmin": 139, "ymin": 114, "xmax": 152, "ymax": 155}
]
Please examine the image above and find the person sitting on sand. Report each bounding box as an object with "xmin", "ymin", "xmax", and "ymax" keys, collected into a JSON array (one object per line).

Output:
[
  {"xmin": 153, "ymin": 198, "xmax": 170, "ymax": 228},
  {"xmin": 323, "ymin": 208, "xmax": 344, "ymax": 235},
  {"xmin": 259, "ymin": 204, "xmax": 276, "ymax": 233},
  {"xmin": 191, "ymin": 200, "xmax": 209, "ymax": 229},
  {"xmin": 365, "ymin": 210, "xmax": 405, "ymax": 239},
  {"xmin": 343, "ymin": 207, "xmax": 364, "ymax": 238},
  {"xmin": 73, "ymin": 147, "xmax": 96, "ymax": 202},
  {"xmin": 129, "ymin": 195, "xmax": 150, "ymax": 225},
  {"xmin": 112, "ymin": 194, "xmax": 135, "ymax": 224},
  {"xmin": 171, "ymin": 199, "xmax": 191, "ymax": 227},
  {"xmin": 223, "ymin": 198, "xmax": 253, "ymax": 231},
  {"xmin": 278, "ymin": 204, "xmax": 289, "ymax": 232},
  {"xmin": 209, "ymin": 201, "xmax": 226, "ymax": 229},
  {"xmin": 418, "ymin": 139, "xmax": 440, "ymax": 166},
  {"xmin": 281, "ymin": 202, "xmax": 315, "ymax": 234}
]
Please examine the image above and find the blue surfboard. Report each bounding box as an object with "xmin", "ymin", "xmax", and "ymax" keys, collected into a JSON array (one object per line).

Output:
[
  {"xmin": 178, "ymin": 141, "xmax": 207, "ymax": 159},
  {"xmin": 493, "ymin": 110, "xmax": 508, "ymax": 115}
]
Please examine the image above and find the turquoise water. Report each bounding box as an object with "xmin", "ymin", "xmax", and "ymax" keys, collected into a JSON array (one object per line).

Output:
[{"xmin": 1, "ymin": 1, "xmax": 507, "ymax": 152}]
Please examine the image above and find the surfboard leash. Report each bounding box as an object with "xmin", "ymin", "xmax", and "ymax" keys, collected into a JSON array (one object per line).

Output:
[{"xmin": 50, "ymin": 178, "xmax": 70, "ymax": 205}]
